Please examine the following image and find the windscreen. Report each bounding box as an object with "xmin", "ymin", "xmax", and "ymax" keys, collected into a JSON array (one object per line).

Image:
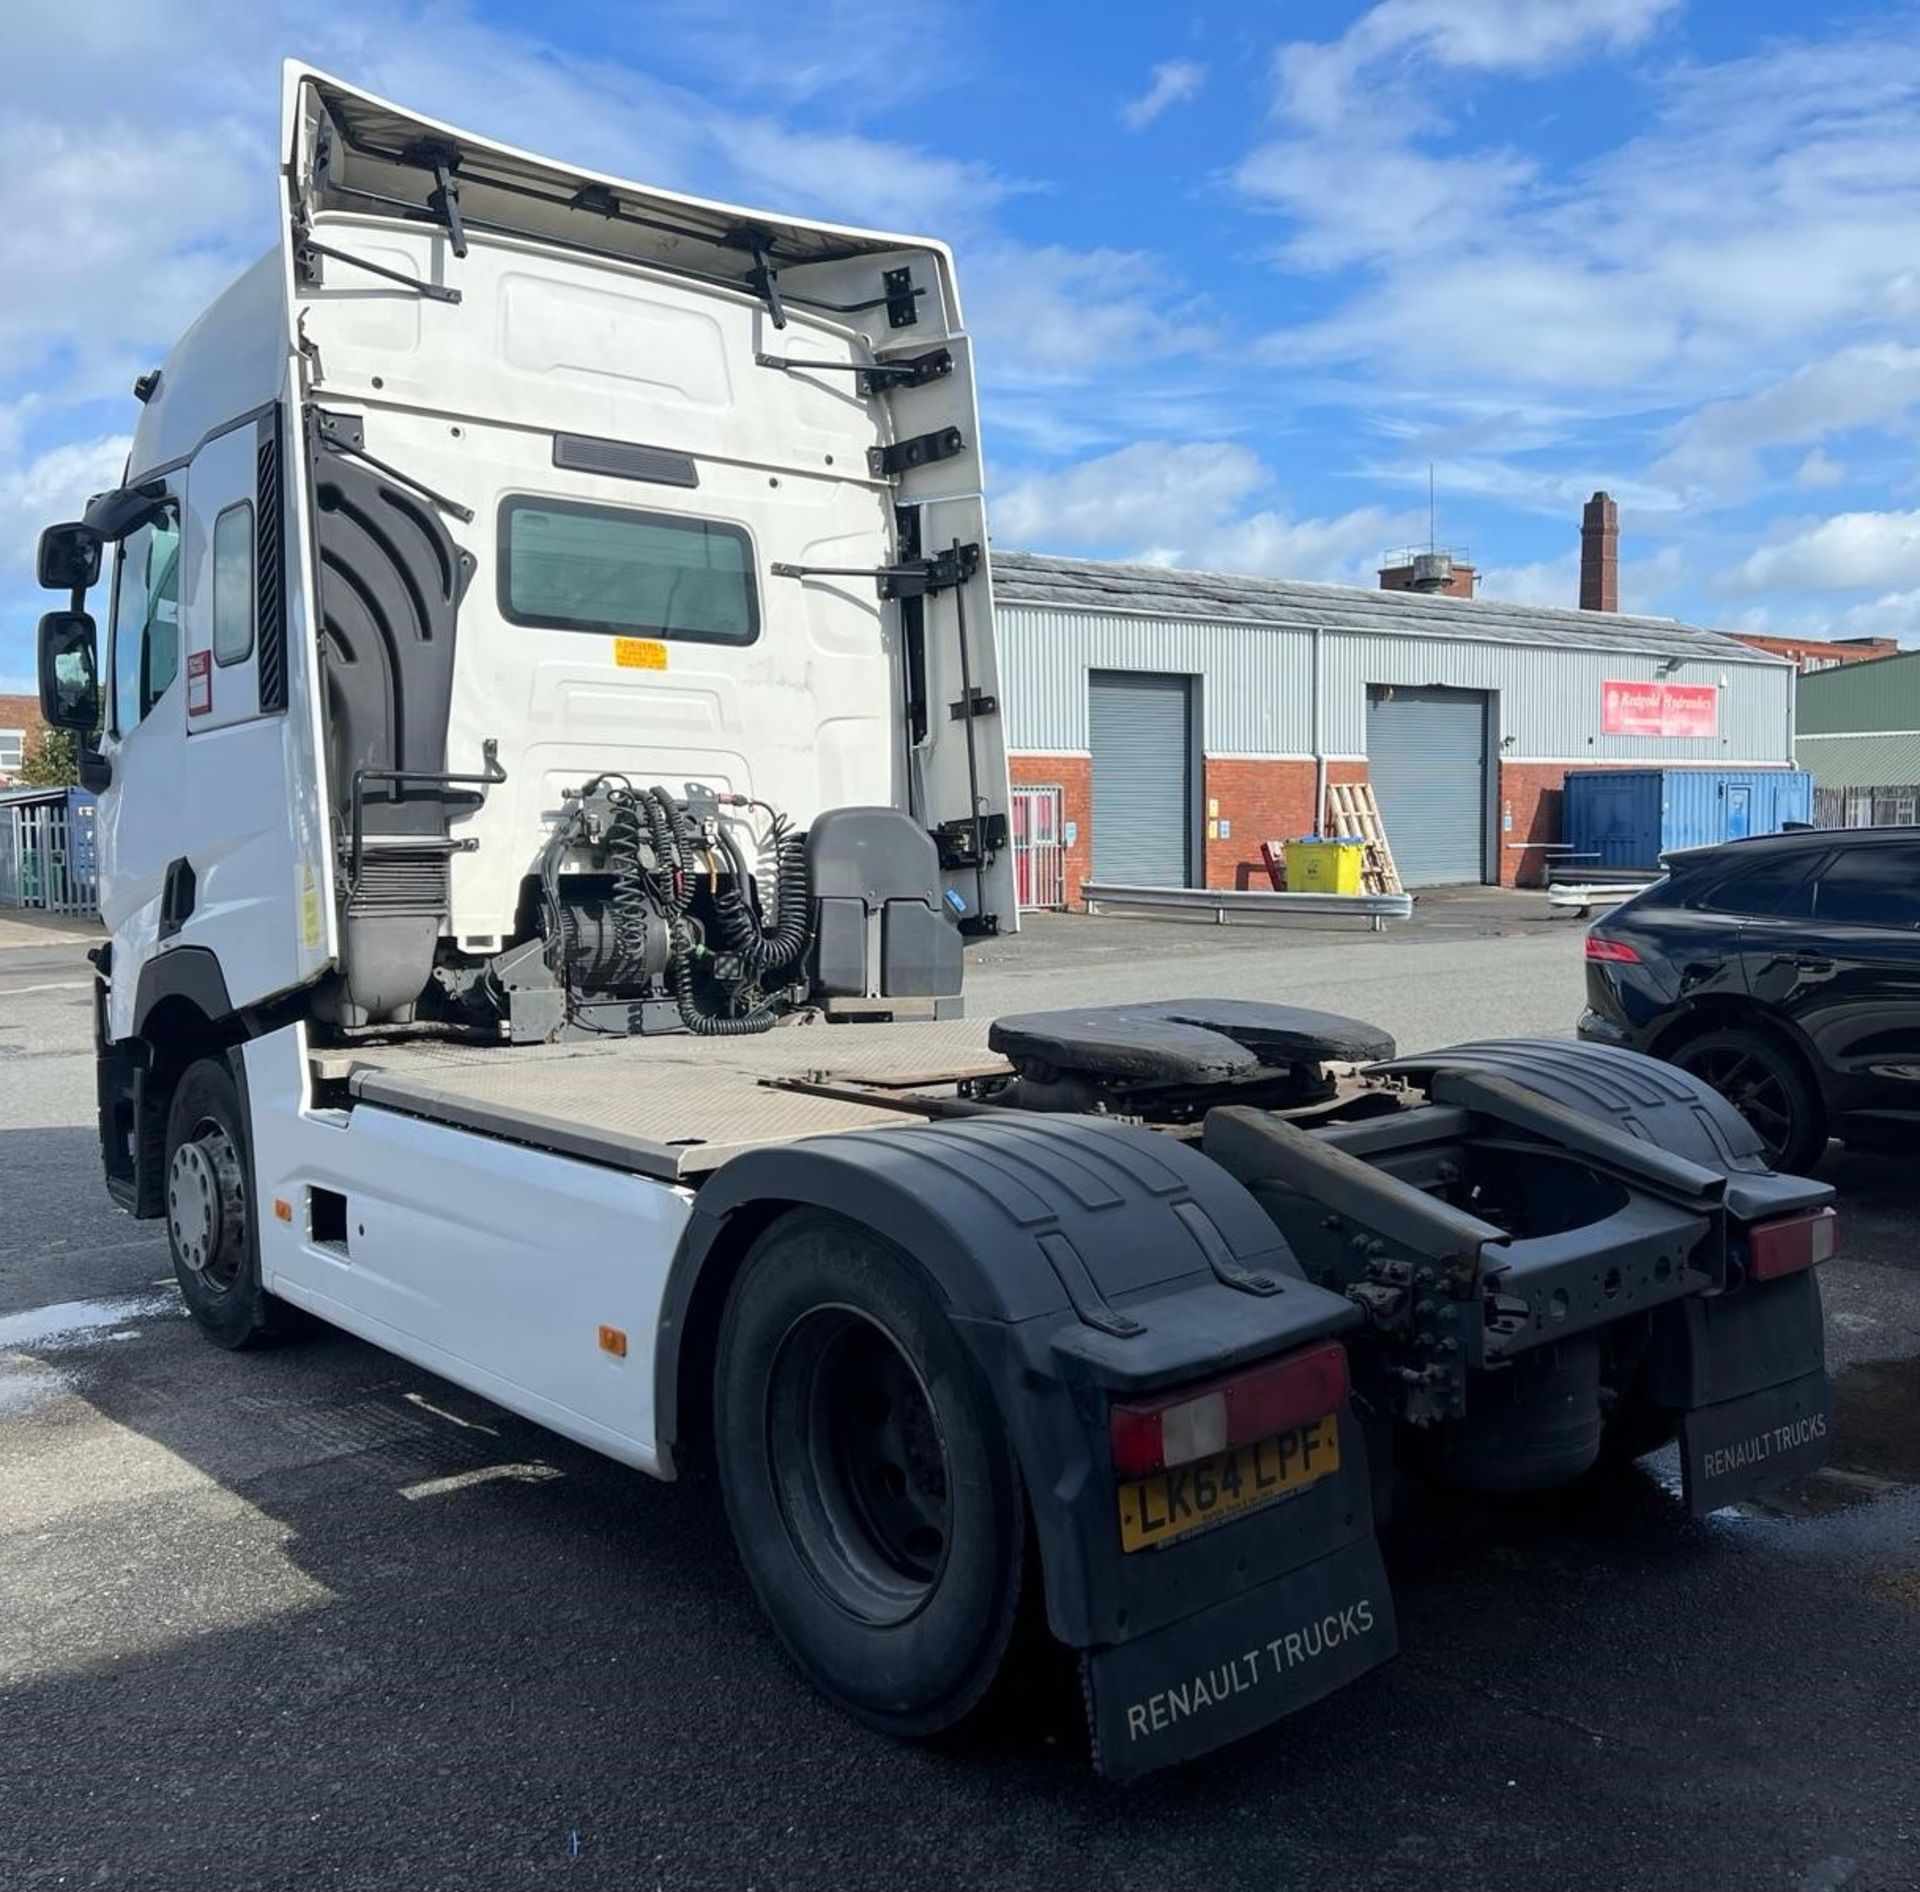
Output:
[{"xmin": 498, "ymin": 497, "xmax": 758, "ymax": 645}]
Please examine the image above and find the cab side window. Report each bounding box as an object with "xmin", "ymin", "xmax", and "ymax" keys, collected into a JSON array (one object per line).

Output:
[{"xmin": 110, "ymin": 511, "xmax": 183, "ymax": 733}]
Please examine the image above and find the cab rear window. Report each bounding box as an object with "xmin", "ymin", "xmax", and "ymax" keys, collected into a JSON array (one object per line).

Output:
[{"xmin": 498, "ymin": 497, "xmax": 758, "ymax": 645}]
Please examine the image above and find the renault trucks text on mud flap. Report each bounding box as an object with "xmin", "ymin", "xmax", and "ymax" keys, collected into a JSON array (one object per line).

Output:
[{"xmin": 34, "ymin": 65, "xmax": 1837, "ymax": 1781}]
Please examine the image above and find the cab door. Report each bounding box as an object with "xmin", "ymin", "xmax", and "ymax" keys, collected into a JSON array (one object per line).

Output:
[
  {"xmin": 172, "ymin": 412, "xmax": 330, "ymax": 1015},
  {"xmin": 98, "ymin": 486, "xmax": 188, "ymax": 1032}
]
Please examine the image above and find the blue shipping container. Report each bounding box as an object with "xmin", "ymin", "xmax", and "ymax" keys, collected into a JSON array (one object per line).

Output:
[{"xmin": 1561, "ymin": 768, "xmax": 1813, "ymax": 871}]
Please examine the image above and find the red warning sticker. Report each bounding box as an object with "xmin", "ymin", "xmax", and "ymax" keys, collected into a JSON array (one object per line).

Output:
[{"xmin": 187, "ymin": 649, "xmax": 212, "ymax": 717}]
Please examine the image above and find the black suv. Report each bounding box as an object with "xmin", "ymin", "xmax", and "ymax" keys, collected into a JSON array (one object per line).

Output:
[{"xmin": 1578, "ymin": 826, "xmax": 1920, "ymax": 1171}]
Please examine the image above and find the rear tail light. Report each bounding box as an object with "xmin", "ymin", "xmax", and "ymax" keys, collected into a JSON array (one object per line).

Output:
[
  {"xmin": 1585, "ymin": 935, "xmax": 1641, "ymax": 964},
  {"xmin": 1746, "ymin": 1206, "xmax": 1838, "ymax": 1280},
  {"xmin": 1108, "ymin": 1339, "xmax": 1350, "ymax": 1479}
]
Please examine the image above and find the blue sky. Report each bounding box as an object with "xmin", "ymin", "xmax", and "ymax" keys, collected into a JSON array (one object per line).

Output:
[{"xmin": 9, "ymin": 0, "xmax": 1920, "ymax": 689}]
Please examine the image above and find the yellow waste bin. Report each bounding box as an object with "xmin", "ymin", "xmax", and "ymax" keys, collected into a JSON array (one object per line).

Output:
[{"xmin": 1284, "ymin": 836, "xmax": 1366, "ymax": 895}]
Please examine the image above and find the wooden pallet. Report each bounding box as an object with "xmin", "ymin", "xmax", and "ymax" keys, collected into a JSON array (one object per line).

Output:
[{"xmin": 1324, "ymin": 783, "xmax": 1404, "ymax": 895}]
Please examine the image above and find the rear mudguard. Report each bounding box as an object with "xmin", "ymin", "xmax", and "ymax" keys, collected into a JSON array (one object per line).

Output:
[
  {"xmin": 669, "ymin": 1111, "xmax": 1397, "ymax": 1778},
  {"xmin": 1374, "ymin": 1038, "xmax": 1834, "ymax": 1511}
]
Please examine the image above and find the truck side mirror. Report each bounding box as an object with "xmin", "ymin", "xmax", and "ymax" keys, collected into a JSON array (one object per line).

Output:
[
  {"xmin": 38, "ymin": 611, "xmax": 102, "ymax": 733},
  {"xmin": 37, "ymin": 522, "xmax": 102, "ymax": 592}
]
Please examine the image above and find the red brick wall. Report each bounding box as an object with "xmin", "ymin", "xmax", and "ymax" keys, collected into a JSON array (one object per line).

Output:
[
  {"xmin": 1203, "ymin": 758, "xmax": 1369, "ymax": 891},
  {"xmin": 1009, "ymin": 754, "xmax": 1093, "ymax": 907},
  {"xmin": 1730, "ymin": 632, "xmax": 1897, "ymax": 671},
  {"xmin": 1379, "ymin": 563, "xmax": 1478, "ymax": 598},
  {"xmin": 1498, "ymin": 762, "xmax": 1576, "ymax": 887},
  {"xmin": 1014, "ymin": 748, "xmax": 1788, "ymax": 901},
  {"xmin": 1011, "ymin": 751, "xmax": 1372, "ymax": 905},
  {"xmin": 0, "ymin": 693, "xmax": 48, "ymax": 784}
]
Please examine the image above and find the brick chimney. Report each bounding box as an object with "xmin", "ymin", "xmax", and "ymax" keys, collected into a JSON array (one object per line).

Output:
[{"xmin": 1580, "ymin": 491, "xmax": 1618, "ymax": 612}]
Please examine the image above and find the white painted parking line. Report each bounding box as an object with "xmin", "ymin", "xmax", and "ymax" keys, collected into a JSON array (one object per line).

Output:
[{"xmin": 400, "ymin": 1462, "xmax": 562, "ymax": 1500}]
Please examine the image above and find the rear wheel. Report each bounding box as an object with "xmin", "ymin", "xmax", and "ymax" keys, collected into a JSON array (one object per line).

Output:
[
  {"xmin": 1670, "ymin": 1027, "xmax": 1825, "ymax": 1174},
  {"xmin": 164, "ymin": 1055, "xmax": 294, "ymax": 1350},
  {"xmin": 712, "ymin": 1211, "xmax": 1027, "ymax": 1737}
]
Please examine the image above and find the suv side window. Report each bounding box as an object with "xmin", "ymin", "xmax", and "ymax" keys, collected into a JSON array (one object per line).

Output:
[
  {"xmin": 1688, "ymin": 852, "xmax": 1820, "ymax": 919},
  {"xmin": 110, "ymin": 510, "xmax": 183, "ymax": 734},
  {"xmin": 1814, "ymin": 845, "xmax": 1920, "ymax": 929}
]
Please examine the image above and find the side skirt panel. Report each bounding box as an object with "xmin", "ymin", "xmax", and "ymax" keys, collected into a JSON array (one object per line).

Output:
[{"xmin": 242, "ymin": 1025, "xmax": 687, "ymax": 1475}]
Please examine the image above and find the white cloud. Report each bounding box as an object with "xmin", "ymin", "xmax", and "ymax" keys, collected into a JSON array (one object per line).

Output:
[
  {"xmin": 1273, "ymin": 0, "xmax": 1677, "ymax": 136},
  {"xmin": 1830, "ymin": 588, "xmax": 1920, "ymax": 645},
  {"xmin": 1248, "ymin": 14, "xmax": 1920, "ymax": 446},
  {"xmin": 0, "ymin": 434, "xmax": 132, "ymax": 578},
  {"xmin": 1796, "ymin": 448, "xmax": 1847, "ymax": 490},
  {"xmin": 1236, "ymin": 141, "xmax": 1535, "ymax": 273},
  {"xmin": 1725, "ymin": 509, "xmax": 1920, "ymax": 595},
  {"xmin": 1657, "ymin": 344, "xmax": 1920, "ymax": 493},
  {"xmin": 994, "ymin": 442, "xmax": 1269, "ymax": 549},
  {"xmin": 990, "ymin": 440, "xmax": 1416, "ymax": 580},
  {"xmin": 1481, "ymin": 553, "xmax": 1577, "ymax": 609},
  {"xmin": 1121, "ymin": 60, "xmax": 1206, "ymax": 131},
  {"xmin": 620, "ymin": 0, "xmax": 971, "ymax": 109},
  {"xmin": 964, "ymin": 245, "xmax": 1215, "ymax": 385}
]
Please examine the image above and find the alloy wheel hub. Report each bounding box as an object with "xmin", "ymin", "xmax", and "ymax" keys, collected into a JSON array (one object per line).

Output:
[{"xmin": 167, "ymin": 1129, "xmax": 244, "ymax": 1283}]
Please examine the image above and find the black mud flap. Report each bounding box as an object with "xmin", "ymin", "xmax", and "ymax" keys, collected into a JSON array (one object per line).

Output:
[
  {"xmin": 1680, "ymin": 1366, "xmax": 1832, "ymax": 1516},
  {"xmin": 1649, "ymin": 1272, "xmax": 1831, "ymax": 1516},
  {"xmin": 1081, "ymin": 1533, "xmax": 1396, "ymax": 1783}
]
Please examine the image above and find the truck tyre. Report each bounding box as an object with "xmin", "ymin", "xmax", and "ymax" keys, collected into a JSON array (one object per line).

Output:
[
  {"xmin": 712, "ymin": 1210, "xmax": 1028, "ymax": 1738},
  {"xmin": 1669, "ymin": 1026, "xmax": 1826, "ymax": 1174},
  {"xmin": 1597, "ymin": 1369, "xmax": 1680, "ymax": 1467},
  {"xmin": 163, "ymin": 1055, "xmax": 292, "ymax": 1350}
]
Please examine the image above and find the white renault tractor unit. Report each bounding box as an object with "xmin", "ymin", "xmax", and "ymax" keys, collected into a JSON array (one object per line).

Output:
[{"xmin": 35, "ymin": 66, "xmax": 1839, "ymax": 1780}]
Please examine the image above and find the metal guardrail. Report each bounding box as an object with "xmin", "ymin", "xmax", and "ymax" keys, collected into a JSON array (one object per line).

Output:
[
  {"xmin": 1546, "ymin": 880, "xmax": 1654, "ymax": 918},
  {"xmin": 1079, "ymin": 882, "xmax": 1414, "ymax": 931}
]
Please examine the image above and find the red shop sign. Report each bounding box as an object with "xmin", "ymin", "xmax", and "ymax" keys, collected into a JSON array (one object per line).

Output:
[{"xmin": 1601, "ymin": 679, "xmax": 1717, "ymax": 738}]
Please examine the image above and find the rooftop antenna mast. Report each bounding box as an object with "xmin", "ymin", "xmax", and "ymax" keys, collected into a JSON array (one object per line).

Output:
[{"xmin": 1428, "ymin": 462, "xmax": 1436, "ymax": 554}]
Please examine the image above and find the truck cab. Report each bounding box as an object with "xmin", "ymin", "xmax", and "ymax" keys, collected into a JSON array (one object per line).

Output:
[{"xmin": 40, "ymin": 61, "xmax": 1010, "ymax": 1118}]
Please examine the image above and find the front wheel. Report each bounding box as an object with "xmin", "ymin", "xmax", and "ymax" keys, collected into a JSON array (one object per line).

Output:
[
  {"xmin": 164, "ymin": 1055, "xmax": 295, "ymax": 1350},
  {"xmin": 1669, "ymin": 1027, "xmax": 1826, "ymax": 1174},
  {"xmin": 712, "ymin": 1211, "xmax": 1028, "ymax": 1738}
]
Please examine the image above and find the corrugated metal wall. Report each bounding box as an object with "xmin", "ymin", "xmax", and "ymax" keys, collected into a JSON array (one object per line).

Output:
[
  {"xmin": 997, "ymin": 605, "xmax": 1796, "ymax": 763},
  {"xmin": 1797, "ymin": 652, "xmax": 1920, "ymax": 735},
  {"xmin": 998, "ymin": 607, "xmax": 1315, "ymax": 754}
]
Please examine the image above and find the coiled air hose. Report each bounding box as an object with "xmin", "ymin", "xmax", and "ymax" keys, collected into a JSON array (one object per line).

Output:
[
  {"xmin": 637, "ymin": 785, "xmax": 800, "ymax": 1036},
  {"xmin": 711, "ymin": 820, "xmax": 811, "ymax": 974}
]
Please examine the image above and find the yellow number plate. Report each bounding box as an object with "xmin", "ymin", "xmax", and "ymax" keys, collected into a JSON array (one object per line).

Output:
[
  {"xmin": 613, "ymin": 637, "xmax": 668, "ymax": 670},
  {"xmin": 1117, "ymin": 1416, "xmax": 1341, "ymax": 1553}
]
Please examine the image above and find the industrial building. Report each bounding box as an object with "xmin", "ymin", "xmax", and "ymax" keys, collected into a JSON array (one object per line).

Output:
[
  {"xmin": 992, "ymin": 514, "xmax": 1799, "ymax": 901},
  {"xmin": 1798, "ymin": 649, "xmax": 1920, "ymax": 826}
]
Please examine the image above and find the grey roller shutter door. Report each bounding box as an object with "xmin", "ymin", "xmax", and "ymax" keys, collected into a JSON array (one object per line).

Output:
[
  {"xmin": 1090, "ymin": 671, "xmax": 1192, "ymax": 886},
  {"xmin": 1366, "ymin": 686, "xmax": 1488, "ymax": 886}
]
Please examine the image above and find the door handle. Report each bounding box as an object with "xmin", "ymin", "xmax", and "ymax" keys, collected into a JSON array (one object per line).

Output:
[{"xmin": 159, "ymin": 857, "xmax": 197, "ymax": 940}]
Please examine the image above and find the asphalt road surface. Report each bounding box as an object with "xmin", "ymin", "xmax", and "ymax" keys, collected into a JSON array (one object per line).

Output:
[{"xmin": 3, "ymin": 905, "xmax": 1918, "ymax": 1891}]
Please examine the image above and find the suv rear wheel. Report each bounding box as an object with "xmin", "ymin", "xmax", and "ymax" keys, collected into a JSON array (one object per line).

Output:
[{"xmin": 1670, "ymin": 1027, "xmax": 1825, "ymax": 1174}]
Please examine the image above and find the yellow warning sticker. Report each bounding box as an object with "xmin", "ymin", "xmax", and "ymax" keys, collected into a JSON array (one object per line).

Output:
[
  {"xmin": 299, "ymin": 863, "xmax": 323, "ymax": 950},
  {"xmin": 613, "ymin": 637, "xmax": 668, "ymax": 670}
]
